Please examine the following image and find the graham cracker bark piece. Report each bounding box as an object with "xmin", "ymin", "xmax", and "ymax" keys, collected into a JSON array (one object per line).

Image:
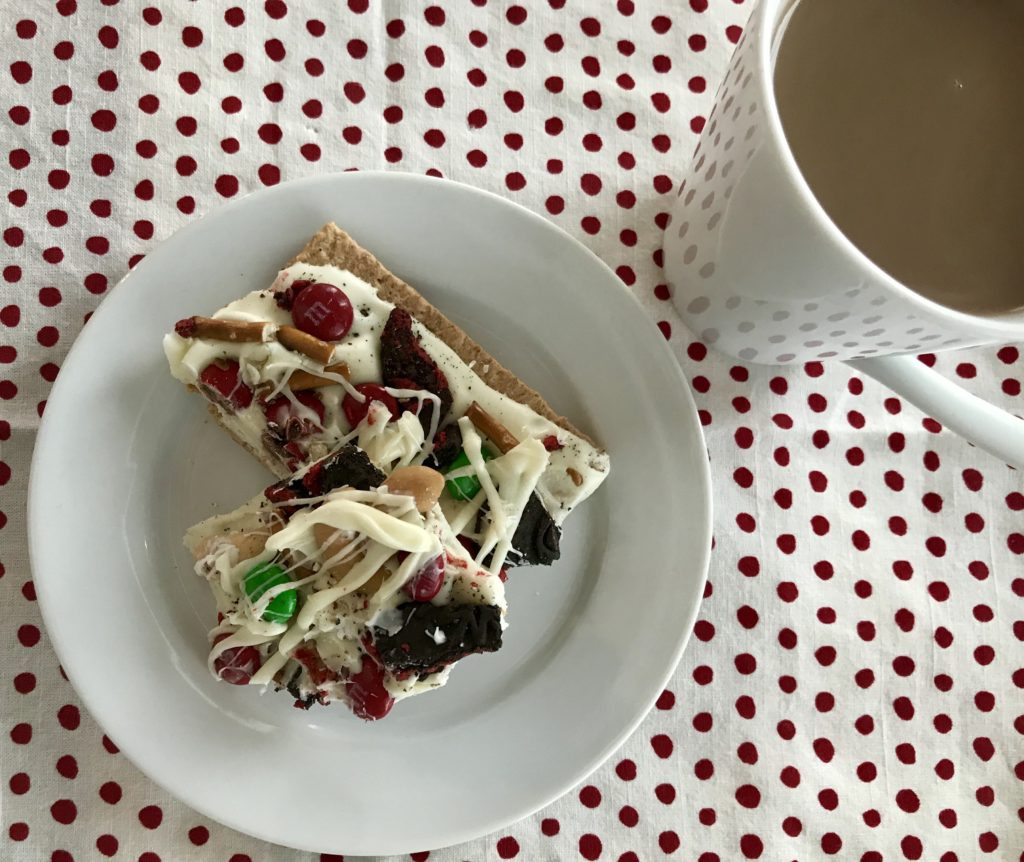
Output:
[{"xmin": 289, "ymin": 222, "xmax": 601, "ymax": 450}]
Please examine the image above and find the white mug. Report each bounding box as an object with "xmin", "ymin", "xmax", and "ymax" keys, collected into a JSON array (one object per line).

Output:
[{"xmin": 664, "ymin": 0, "xmax": 1024, "ymax": 467}]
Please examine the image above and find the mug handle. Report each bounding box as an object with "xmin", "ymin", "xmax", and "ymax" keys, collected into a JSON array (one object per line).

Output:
[{"xmin": 847, "ymin": 355, "xmax": 1024, "ymax": 469}]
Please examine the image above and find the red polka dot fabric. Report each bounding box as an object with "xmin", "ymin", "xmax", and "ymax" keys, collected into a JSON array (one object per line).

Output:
[{"xmin": 2, "ymin": 2, "xmax": 1022, "ymax": 860}]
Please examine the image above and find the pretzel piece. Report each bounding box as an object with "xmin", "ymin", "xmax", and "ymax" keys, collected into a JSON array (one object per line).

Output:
[
  {"xmin": 277, "ymin": 325, "xmax": 335, "ymax": 365},
  {"xmin": 288, "ymin": 363, "xmax": 351, "ymax": 391},
  {"xmin": 466, "ymin": 401, "xmax": 519, "ymax": 454},
  {"xmin": 175, "ymin": 316, "xmax": 269, "ymax": 343}
]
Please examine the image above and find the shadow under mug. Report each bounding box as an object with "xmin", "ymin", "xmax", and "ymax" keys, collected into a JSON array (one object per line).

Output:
[{"xmin": 664, "ymin": 0, "xmax": 1024, "ymax": 468}]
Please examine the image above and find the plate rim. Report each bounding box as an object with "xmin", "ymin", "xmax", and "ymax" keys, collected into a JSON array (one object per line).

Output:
[{"xmin": 28, "ymin": 170, "xmax": 713, "ymax": 853}]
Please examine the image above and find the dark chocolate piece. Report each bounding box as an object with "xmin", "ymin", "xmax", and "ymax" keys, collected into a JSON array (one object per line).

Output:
[
  {"xmin": 373, "ymin": 603, "xmax": 503, "ymax": 672},
  {"xmin": 264, "ymin": 443, "xmax": 385, "ymax": 504},
  {"xmin": 509, "ymin": 493, "xmax": 561, "ymax": 566},
  {"xmin": 425, "ymin": 421, "xmax": 463, "ymax": 472},
  {"xmin": 380, "ymin": 308, "xmax": 453, "ymax": 431}
]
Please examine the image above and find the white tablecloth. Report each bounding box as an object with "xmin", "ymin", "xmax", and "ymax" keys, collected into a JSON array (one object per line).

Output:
[{"xmin": 2, "ymin": 2, "xmax": 1021, "ymax": 860}]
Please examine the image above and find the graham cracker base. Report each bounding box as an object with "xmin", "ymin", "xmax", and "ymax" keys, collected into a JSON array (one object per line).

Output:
[{"xmin": 289, "ymin": 222, "xmax": 601, "ymax": 449}]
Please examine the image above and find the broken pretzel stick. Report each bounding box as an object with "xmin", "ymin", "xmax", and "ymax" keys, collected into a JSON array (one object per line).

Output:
[
  {"xmin": 175, "ymin": 316, "xmax": 269, "ymax": 343},
  {"xmin": 287, "ymin": 362, "xmax": 351, "ymax": 391},
  {"xmin": 466, "ymin": 401, "xmax": 519, "ymax": 454},
  {"xmin": 277, "ymin": 325, "xmax": 335, "ymax": 365}
]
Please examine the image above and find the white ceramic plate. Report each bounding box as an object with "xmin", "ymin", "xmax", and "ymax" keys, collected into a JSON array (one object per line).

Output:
[{"xmin": 29, "ymin": 173, "xmax": 711, "ymax": 855}]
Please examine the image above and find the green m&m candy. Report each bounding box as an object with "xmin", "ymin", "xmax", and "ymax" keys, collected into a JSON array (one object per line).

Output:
[
  {"xmin": 445, "ymin": 448, "xmax": 493, "ymax": 501},
  {"xmin": 243, "ymin": 562, "xmax": 297, "ymax": 624}
]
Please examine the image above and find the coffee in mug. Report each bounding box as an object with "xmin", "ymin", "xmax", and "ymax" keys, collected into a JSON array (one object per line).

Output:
[{"xmin": 773, "ymin": 0, "xmax": 1024, "ymax": 315}]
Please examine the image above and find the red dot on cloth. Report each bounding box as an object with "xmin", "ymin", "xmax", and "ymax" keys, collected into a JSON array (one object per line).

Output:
[
  {"xmin": 264, "ymin": 38, "xmax": 285, "ymax": 60},
  {"xmin": 901, "ymin": 836, "xmax": 923, "ymax": 859},
  {"xmin": 95, "ymin": 23, "xmax": 120, "ymax": 47},
  {"xmin": 814, "ymin": 738, "xmax": 836, "ymax": 762},
  {"xmin": 13, "ymin": 672, "xmax": 35, "ymax": 693},
  {"xmin": 619, "ymin": 804, "xmax": 639, "ymax": 826},
  {"xmin": 215, "ymin": 174, "xmax": 239, "ymax": 197},
  {"xmin": 55, "ymin": 754, "xmax": 78, "ymax": 778},
  {"xmin": 893, "ymin": 656, "xmax": 916, "ymax": 676},
  {"xmin": 540, "ymin": 818, "xmax": 560, "ymax": 836},
  {"xmin": 9, "ymin": 823, "xmax": 28, "ymax": 841},
  {"xmin": 181, "ymin": 25, "xmax": 203, "ymax": 47},
  {"xmin": 654, "ymin": 782, "xmax": 677, "ymax": 805},
  {"xmin": 780, "ymin": 766, "xmax": 801, "ymax": 787},
  {"xmin": 896, "ymin": 789, "xmax": 921, "ymax": 812},
  {"xmin": 99, "ymin": 781, "xmax": 123, "ymax": 804},
  {"xmin": 857, "ymin": 761, "xmax": 878, "ymax": 782},
  {"xmin": 737, "ymin": 742, "xmax": 759, "ymax": 764},
  {"xmin": 615, "ymin": 759, "xmax": 636, "ymax": 781},
  {"xmin": 896, "ymin": 743, "xmax": 918, "ymax": 764},
  {"xmin": 96, "ymin": 835, "xmax": 118, "ymax": 857},
  {"xmin": 651, "ymin": 733, "xmax": 674, "ymax": 757},
  {"xmin": 659, "ymin": 831, "xmax": 681, "ymax": 853},
  {"xmin": 655, "ymin": 689, "xmax": 676, "ymax": 710},
  {"xmin": 693, "ymin": 712, "xmax": 713, "ymax": 733},
  {"xmin": 821, "ymin": 833, "xmax": 842, "ymax": 854},
  {"xmin": 51, "ymin": 799, "xmax": 77, "ymax": 824},
  {"xmin": 188, "ymin": 826, "xmax": 209, "ymax": 845},
  {"xmin": 138, "ymin": 805, "xmax": 163, "ymax": 828},
  {"xmin": 258, "ymin": 122, "xmax": 282, "ymax": 144},
  {"xmin": 973, "ymin": 736, "xmax": 996, "ymax": 760},
  {"xmin": 343, "ymin": 81, "xmax": 365, "ymax": 103},
  {"xmin": 18, "ymin": 624, "xmax": 40, "ymax": 646},
  {"xmin": 739, "ymin": 834, "xmax": 764, "ymax": 858},
  {"xmin": 496, "ymin": 836, "xmax": 519, "ymax": 858},
  {"xmin": 579, "ymin": 834, "xmax": 602, "ymax": 860},
  {"xmin": 893, "ymin": 696, "xmax": 916, "ymax": 720},
  {"xmin": 978, "ymin": 833, "xmax": 999, "ymax": 853},
  {"xmin": 735, "ymin": 784, "xmax": 761, "ymax": 808}
]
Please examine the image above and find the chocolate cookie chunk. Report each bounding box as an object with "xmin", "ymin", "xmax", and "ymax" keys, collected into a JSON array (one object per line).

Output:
[
  {"xmin": 509, "ymin": 493, "xmax": 561, "ymax": 566},
  {"xmin": 425, "ymin": 421, "xmax": 463, "ymax": 471},
  {"xmin": 380, "ymin": 308, "xmax": 453, "ymax": 431},
  {"xmin": 264, "ymin": 443, "xmax": 385, "ymax": 505},
  {"xmin": 373, "ymin": 603, "xmax": 503, "ymax": 673}
]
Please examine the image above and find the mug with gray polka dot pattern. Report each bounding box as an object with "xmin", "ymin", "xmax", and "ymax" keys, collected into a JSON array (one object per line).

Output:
[{"xmin": 664, "ymin": 0, "xmax": 1024, "ymax": 468}]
